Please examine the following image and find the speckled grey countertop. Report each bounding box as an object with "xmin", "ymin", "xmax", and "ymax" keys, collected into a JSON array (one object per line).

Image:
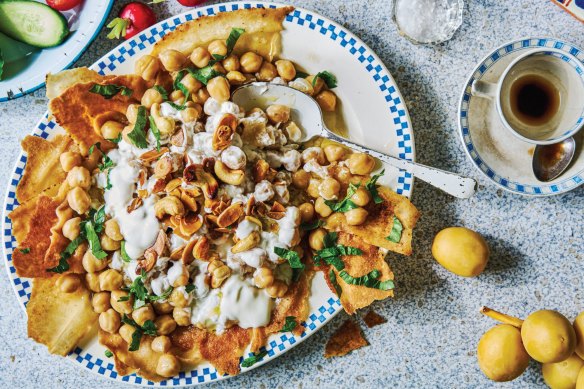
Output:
[{"xmin": 0, "ymin": 1, "xmax": 582, "ymax": 388}]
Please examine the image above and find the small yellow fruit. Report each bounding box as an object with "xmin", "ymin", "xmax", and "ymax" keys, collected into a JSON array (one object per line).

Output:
[
  {"xmin": 521, "ymin": 310, "xmax": 576, "ymax": 363},
  {"xmin": 431, "ymin": 227, "xmax": 489, "ymax": 277},
  {"xmin": 573, "ymin": 312, "xmax": 584, "ymax": 359},
  {"xmin": 543, "ymin": 354, "xmax": 584, "ymax": 389},
  {"xmin": 477, "ymin": 324, "xmax": 530, "ymax": 382}
]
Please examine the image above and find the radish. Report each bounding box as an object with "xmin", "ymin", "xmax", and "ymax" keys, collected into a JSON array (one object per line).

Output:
[{"xmin": 107, "ymin": 2, "xmax": 156, "ymax": 40}]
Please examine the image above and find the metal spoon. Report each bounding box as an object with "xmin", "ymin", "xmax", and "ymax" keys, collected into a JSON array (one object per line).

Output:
[
  {"xmin": 232, "ymin": 83, "xmax": 477, "ymax": 199},
  {"xmin": 532, "ymin": 137, "xmax": 576, "ymax": 182}
]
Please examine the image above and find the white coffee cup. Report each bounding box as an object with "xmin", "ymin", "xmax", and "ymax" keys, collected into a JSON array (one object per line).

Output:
[{"xmin": 471, "ymin": 48, "xmax": 584, "ymax": 145}]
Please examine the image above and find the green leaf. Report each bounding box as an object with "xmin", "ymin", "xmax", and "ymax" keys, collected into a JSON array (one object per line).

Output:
[
  {"xmin": 274, "ymin": 247, "xmax": 304, "ymax": 270},
  {"xmin": 386, "ymin": 216, "xmax": 403, "ymax": 243},
  {"xmin": 104, "ymin": 350, "xmax": 113, "ymax": 358},
  {"xmin": 338, "ymin": 269, "xmax": 394, "ymax": 291},
  {"xmin": 323, "ymin": 232, "xmax": 338, "ymax": 249},
  {"xmin": 294, "ymin": 71, "xmax": 309, "ymax": 80},
  {"xmin": 313, "ymin": 70, "xmax": 337, "ymax": 88},
  {"xmin": 107, "ymin": 133, "xmax": 122, "ymax": 144},
  {"xmin": 280, "ymin": 316, "xmax": 297, "ymax": 332},
  {"xmin": 365, "ymin": 169, "xmax": 385, "ymax": 204},
  {"xmin": 141, "ymin": 320, "xmax": 157, "ymax": 336},
  {"xmin": 47, "ymin": 235, "xmax": 84, "ymax": 273},
  {"xmin": 185, "ymin": 284, "xmax": 196, "ymax": 293},
  {"xmin": 300, "ymin": 219, "xmax": 322, "ymax": 231},
  {"xmin": 148, "ymin": 116, "xmax": 161, "ymax": 152},
  {"xmin": 336, "ymin": 245, "xmax": 362, "ymax": 256},
  {"xmin": 92, "ymin": 206, "xmax": 106, "ymax": 230},
  {"xmin": 121, "ymin": 314, "xmax": 157, "ymax": 352},
  {"xmin": 329, "ymin": 269, "xmax": 342, "ymax": 297},
  {"xmin": 324, "ymin": 185, "xmax": 360, "ymax": 213},
  {"xmin": 152, "ymin": 85, "xmax": 169, "ymax": 101},
  {"xmin": 120, "ymin": 241, "xmax": 132, "ymax": 262},
  {"xmin": 0, "ymin": 49, "xmax": 4, "ymax": 81},
  {"xmin": 187, "ymin": 66, "xmax": 224, "ymax": 85},
  {"xmin": 89, "ymin": 142, "xmax": 115, "ymax": 172},
  {"xmin": 18, "ymin": 248, "xmax": 30, "ymax": 254},
  {"xmin": 241, "ymin": 350, "xmax": 267, "ymax": 368},
  {"xmin": 84, "ymin": 222, "xmax": 108, "ymax": 259},
  {"xmin": 314, "ymin": 233, "xmax": 362, "ymax": 271},
  {"xmin": 208, "ymin": 27, "xmax": 245, "ymax": 65},
  {"xmin": 127, "ymin": 106, "xmax": 149, "ymax": 148},
  {"xmin": 89, "ymin": 84, "xmax": 133, "ymax": 99},
  {"xmin": 106, "ymin": 17, "xmax": 129, "ymax": 40}
]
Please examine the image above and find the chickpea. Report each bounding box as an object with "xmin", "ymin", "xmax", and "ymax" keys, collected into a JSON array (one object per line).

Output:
[
  {"xmin": 119, "ymin": 323, "xmax": 135, "ymax": 344},
  {"xmin": 103, "ymin": 219, "xmax": 123, "ymax": 242},
  {"xmin": 275, "ymin": 60, "xmax": 296, "ymax": 82},
  {"xmin": 207, "ymin": 76, "xmax": 231, "ymax": 102},
  {"xmin": 156, "ymin": 354, "xmax": 181, "ymax": 378},
  {"xmin": 159, "ymin": 49, "xmax": 187, "ymax": 72},
  {"xmin": 318, "ymin": 177, "xmax": 341, "ymax": 200},
  {"xmin": 240, "ymin": 52, "xmax": 263, "ymax": 73},
  {"xmin": 151, "ymin": 336, "xmax": 172, "ymax": 354},
  {"xmin": 315, "ymin": 197, "xmax": 333, "ymax": 218},
  {"xmin": 316, "ymin": 90, "xmax": 337, "ymax": 112},
  {"xmin": 101, "ymin": 235, "xmax": 121, "ymax": 252},
  {"xmin": 266, "ymin": 280, "xmax": 288, "ymax": 298},
  {"xmin": 126, "ymin": 104, "xmax": 140, "ymax": 124},
  {"xmin": 154, "ymin": 315, "xmax": 177, "ymax": 336},
  {"xmin": 257, "ymin": 62, "xmax": 278, "ymax": 81},
  {"xmin": 302, "ymin": 147, "xmax": 326, "ymax": 164},
  {"xmin": 306, "ymin": 179, "xmax": 322, "ymax": 198},
  {"xmin": 306, "ymin": 75, "xmax": 325, "ymax": 95},
  {"xmin": 99, "ymin": 269, "xmax": 123, "ymax": 291},
  {"xmin": 266, "ymin": 104, "xmax": 291, "ymax": 124},
  {"xmin": 132, "ymin": 304, "xmax": 156, "ymax": 327},
  {"xmin": 153, "ymin": 301, "xmax": 174, "ymax": 314},
  {"xmin": 222, "ymin": 54, "xmax": 240, "ymax": 72},
  {"xmin": 208, "ymin": 40, "xmax": 227, "ymax": 57},
  {"xmin": 180, "ymin": 104, "xmax": 202, "ymax": 123},
  {"xmin": 68, "ymin": 187, "xmax": 91, "ymax": 215},
  {"xmin": 211, "ymin": 62, "xmax": 227, "ymax": 74},
  {"xmin": 56, "ymin": 274, "xmax": 81, "ymax": 293},
  {"xmin": 309, "ymin": 228, "xmax": 327, "ymax": 251},
  {"xmin": 345, "ymin": 208, "xmax": 369, "ymax": 226},
  {"xmin": 92, "ymin": 291, "xmax": 111, "ymax": 313},
  {"xmin": 292, "ymin": 170, "xmax": 311, "ymax": 189},
  {"xmin": 180, "ymin": 73, "xmax": 203, "ymax": 93},
  {"xmin": 82, "ymin": 250, "xmax": 108, "ymax": 273},
  {"xmin": 298, "ymin": 202, "xmax": 315, "ymax": 223},
  {"xmin": 351, "ymin": 187, "xmax": 371, "ymax": 207},
  {"xmin": 173, "ymin": 307, "xmax": 191, "ymax": 326},
  {"xmin": 327, "ymin": 213, "xmax": 346, "ymax": 230},
  {"xmin": 66, "ymin": 166, "xmax": 91, "ymax": 189},
  {"xmin": 254, "ymin": 267, "xmax": 275, "ymax": 289},
  {"xmin": 190, "ymin": 47, "xmax": 211, "ymax": 68},
  {"xmin": 134, "ymin": 55, "xmax": 161, "ymax": 81},
  {"xmin": 170, "ymin": 90, "xmax": 185, "ymax": 105},
  {"xmin": 59, "ymin": 151, "xmax": 82, "ymax": 172},
  {"xmin": 226, "ymin": 70, "xmax": 246, "ymax": 85},
  {"xmin": 99, "ymin": 308, "xmax": 121, "ymax": 334},
  {"xmin": 141, "ymin": 88, "xmax": 164, "ymax": 109},
  {"xmin": 101, "ymin": 120, "xmax": 124, "ymax": 140},
  {"xmin": 111, "ymin": 290, "xmax": 133, "ymax": 315},
  {"xmin": 191, "ymin": 88, "xmax": 210, "ymax": 105},
  {"xmin": 323, "ymin": 144, "xmax": 347, "ymax": 163},
  {"xmin": 85, "ymin": 272, "xmax": 102, "ymax": 292},
  {"xmin": 169, "ymin": 289, "xmax": 189, "ymax": 308},
  {"xmin": 347, "ymin": 153, "xmax": 376, "ymax": 175},
  {"xmin": 62, "ymin": 217, "xmax": 81, "ymax": 241}
]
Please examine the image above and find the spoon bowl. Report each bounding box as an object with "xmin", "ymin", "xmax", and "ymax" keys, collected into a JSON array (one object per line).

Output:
[
  {"xmin": 232, "ymin": 83, "xmax": 477, "ymax": 199},
  {"xmin": 532, "ymin": 137, "xmax": 576, "ymax": 182}
]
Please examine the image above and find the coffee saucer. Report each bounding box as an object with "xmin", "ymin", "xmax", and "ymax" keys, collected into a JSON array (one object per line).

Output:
[{"xmin": 458, "ymin": 37, "xmax": 584, "ymax": 196}]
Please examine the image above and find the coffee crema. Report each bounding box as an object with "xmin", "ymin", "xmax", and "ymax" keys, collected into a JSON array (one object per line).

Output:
[{"xmin": 509, "ymin": 74, "xmax": 561, "ymax": 126}]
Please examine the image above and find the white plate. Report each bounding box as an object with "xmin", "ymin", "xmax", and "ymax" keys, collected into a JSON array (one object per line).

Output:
[
  {"xmin": 0, "ymin": 0, "xmax": 114, "ymax": 102},
  {"xmin": 2, "ymin": 2, "xmax": 415, "ymax": 386}
]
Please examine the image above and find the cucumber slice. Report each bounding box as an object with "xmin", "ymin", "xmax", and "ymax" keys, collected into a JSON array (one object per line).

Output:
[{"xmin": 0, "ymin": 0, "xmax": 69, "ymax": 48}]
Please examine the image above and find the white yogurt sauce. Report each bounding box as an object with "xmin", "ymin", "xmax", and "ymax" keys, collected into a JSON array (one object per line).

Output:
[{"xmin": 219, "ymin": 275, "xmax": 273, "ymax": 329}]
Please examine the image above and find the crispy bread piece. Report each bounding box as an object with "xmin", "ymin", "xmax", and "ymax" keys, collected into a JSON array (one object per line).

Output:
[
  {"xmin": 324, "ymin": 319, "xmax": 368, "ymax": 358},
  {"xmin": 9, "ymin": 184, "xmax": 60, "ymax": 244},
  {"xmin": 48, "ymin": 75, "xmax": 146, "ymax": 155},
  {"xmin": 151, "ymin": 7, "xmax": 294, "ymax": 61},
  {"xmin": 16, "ymin": 135, "xmax": 76, "ymax": 204},
  {"xmin": 363, "ymin": 311, "xmax": 387, "ymax": 328},
  {"xmin": 325, "ymin": 186, "xmax": 420, "ymax": 255},
  {"xmin": 46, "ymin": 68, "xmax": 113, "ymax": 99},
  {"xmin": 323, "ymin": 233, "xmax": 394, "ymax": 315},
  {"xmin": 27, "ymin": 277, "xmax": 98, "ymax": 356}
]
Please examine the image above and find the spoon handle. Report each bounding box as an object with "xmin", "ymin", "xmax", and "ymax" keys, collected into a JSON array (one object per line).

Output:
[{"xmin": 324, "ymin": 131, "xmax": 477, "ymax": 199}]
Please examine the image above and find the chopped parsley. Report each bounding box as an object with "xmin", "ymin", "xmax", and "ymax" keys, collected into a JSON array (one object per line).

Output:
[
  {"xmin": 294, "ymin": 71, "xmax": 309, "ymax": 80},
  {"xmin": 241, "ymin": 350, "xmax": 267, "ymax": 368},
  {"xmin": 365, "ymin": 169, "xmax": 385, "ymax": 204},
  {"xmin": 185, "ymin": 284, "xmax": 196, "ymax": 293},
  {"xmin": 187, "ymin": 66, "xmax": 224, "ymax": 86},
  {"xmin": 300, "ymin": 219, "xmax": 323, "ymax": 231},
  {"xmin": 127, "ymin": 106, "xmax": 149, "ymax": 148},
  {"xmin": 313, "ymin": 70, "xmax": 337, "ymax": 89},
  {"xmin": 280, "ymin": 316, "xmax": 297, "ymax": 332},
  {"xmin": 120, "ymin": 241, "xmax": 132, "ymax": 262},
  {"xmin": 338, "ymin": 269, "xmax": 394, "ymax": 291},
  {"xmin": 313, "ymin": 232, "xmax": 362, "ymax": 271},
  {"xmin": 274, "ymin": 247, "xmax": 305, "ymax": 271},
  {"xmin": 107, "ymin": 133, "xmax": 122, "ymax": 144},
  {"xmin": 386, "ymin": 216, "xmax": 403, "ymax": 243},
  {"xmin": 47, "ymin": 235, "xmax": 84, "ymax": 273},
  {"xmin": 329, "ymin": 269, "xmax": 342, "ymax": 297},
  {"xmin": 148, "ymin": 116, "xmax": 161, "ymax": 151},
  {"xmin": 89, "ymin": 84, "xmax": 133, "ymax": 99},
  {"xmin": 120, "ymin": 270, "xmax": 173, "ymax": 309},
  {"xmin": 104, "ymin": 350, "xmax": 114, "ymax": 358},
  {"xmin": 18, "ymin": 248, "xmax": 30, "ymax": 254},
  {"xmin": 121, "ymin": 315, "xmax": 157, "ymax": 351},
  {"xmin": 324, "ymin": 183, "xmax": 360, "ymax": 213},
  {"xmin": 89, "ymin": 142, "xmax": 115, "ymax": 190},
  {"xmin": 152, "ymin": 85, "xmax": 169, "ymax": 100},
  {"xmin": 173, "ymin": 69, "xmax": 191, "ymax": 108},
  {"xmin": 84, "ymin": 222, "xmax": 107, "ymax": 260},
  {"xmin": 209, "ymin": 27, "xmax": 245, "ymax": 63}
]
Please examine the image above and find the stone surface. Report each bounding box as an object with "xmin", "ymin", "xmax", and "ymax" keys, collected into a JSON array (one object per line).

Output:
[{"xmin": 0, "ymin": 1, "xmax": 582, "ymax": 388}]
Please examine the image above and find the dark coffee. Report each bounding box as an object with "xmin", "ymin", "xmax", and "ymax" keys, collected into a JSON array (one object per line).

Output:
[{"xmin": 510, "ymin": 74, "xmax": 560, "ymax": 126}]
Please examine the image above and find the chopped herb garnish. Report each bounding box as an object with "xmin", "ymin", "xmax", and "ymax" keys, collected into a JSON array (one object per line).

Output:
[
  {"xmin": 313, "ymin": 70, "xmax": 337, "ymax": 89},
  {"xmin": 84, "ymin": 222, "xmax": 108, "ymax": 259},
  {"xmin": 120, "ymin": 241, "xmax": 132, "ymax": 262},
  {"xmin": 172, "ymin": 69, "xmax": 191, "ymax": 109},
  {"xmin": 185, "ymin": 284, "xmax": 196, "ymax": 293},
  {"xmin": 127, "ymin": 106, "xmax": 149, "ymax": 148},
  {"xmin": 209, "ymin": 27, "xmax": 245, "ymax": 64},
  {"xmin": 241, "ymin": 350, "xmax": 267, "ymax": 368},
  {"xmin": 152, "ymin": 85, "xmax": 169, "ymax": 100},
  {"xmin": 18, "ymin": 248, "xmax": 30, "ymax": 254},
  {"xmin": 104, "ymin": 350, "xmax": 114, "ymax": 358},
  {"xmin": 89, "ymin": 142, "xmax": 115, "ymax": 190},
  {"xmin": 386, "ymin": 216, "xmax": 403, "ymax": 243},
  {"xmin": 324, "ymin": 183, "xmax": 360, "ymax": 213},
  {"xmin": 313, "ymin": 232, "xmax": 362, "ymax": 271},
  {"xmin": 365, "ymin": 169, "xmax": 384, "ymax": 204},
  {"xmin": 300, "ymin": 219, "xmax": 323, "ymax": 231},
  {"xmin": 47, "ymin": 235, "xmax": 85, "ymax": 273},
  {"xmin": 187, "ymin": 66, "xmax": 224, "ymax": 86},
  {"xmin": 280, "ymin": 316, "xmax": 297, "ymax": 332},
  {"xmin": 329, "ymin": 269, "xmax": 342, "ymax": 297},
  {"xmin": 294, "ymin": 71, "xmax": 309, "ymax": 80},
  {"xmin": 107, "ymin": 133, "xmax": 122, "ymax": 144},
  {"xmin": 274, "ymin": 247, "xmax": 305, "ymax": 270},
  {"xmin": 148, "ymin": 116, "xmax": 161, "ymax": 152},
  {"xmin": 323, "ymin": 232, "xmax": 338, "ymax": 249},
  {"xmin": 89, "ymin": 84, "xmax": 133, "ymax": 99},
  {"xmin": 121, "ymin": 315, "xmax": 157, "ymax": 351},
  {"xmin": 338, "ymin": 269, "xmax": 394, "ymax": 291},
  {"xmin": 121, "ymin": 270, "xmax": 173, "ymax": 309}
]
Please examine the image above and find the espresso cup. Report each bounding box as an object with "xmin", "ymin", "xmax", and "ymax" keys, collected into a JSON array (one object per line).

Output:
[{"xmin": 471, "ymin": 47, "xmax": 584, "ymax": 145}]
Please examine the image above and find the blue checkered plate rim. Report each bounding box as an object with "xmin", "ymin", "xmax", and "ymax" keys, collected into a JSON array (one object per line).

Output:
[
  {"xmin": 2, "ymin": 2, "xmax": 415, "ymax": 386},
  {"xmin": 458, "ymin": 37, "xmax": 584, "ymax": 196}
]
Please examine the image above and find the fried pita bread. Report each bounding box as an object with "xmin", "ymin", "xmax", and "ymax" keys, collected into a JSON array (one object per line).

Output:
[
  {"xmin": 9, "ymin": 184, "xmax": 60, "ymax": 244},
  {"xmin": 151, "ymin": 7, "xmax": 294, "ymax": 61},
  {"xmin": 27, "ymin": 277, "xmax": 98, "ymax": 356},
  {"xmin": 323, "ymin": 233, "xmax": 394, "ymax": 315},
  {"xmin": 363, "ymin": 311, "xmax": 387, "ymax": 328},
  {"xmin": 324, "ymin": 319, "xmax": 368, "ymax": 358},
  {"xmin": 325, "ymin": 186, "xmax": 420, "ymax": 255},
  {"xmin": 46, "ymin": 68, "xmax": 113, "ymax": 99},
  {"xmin": 48, "ymin": 75, "xmax": 146, "ymax": 155},
  {"xmin": 16, "ymin": 135, "xmax": 77, "ymax": 204}
]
